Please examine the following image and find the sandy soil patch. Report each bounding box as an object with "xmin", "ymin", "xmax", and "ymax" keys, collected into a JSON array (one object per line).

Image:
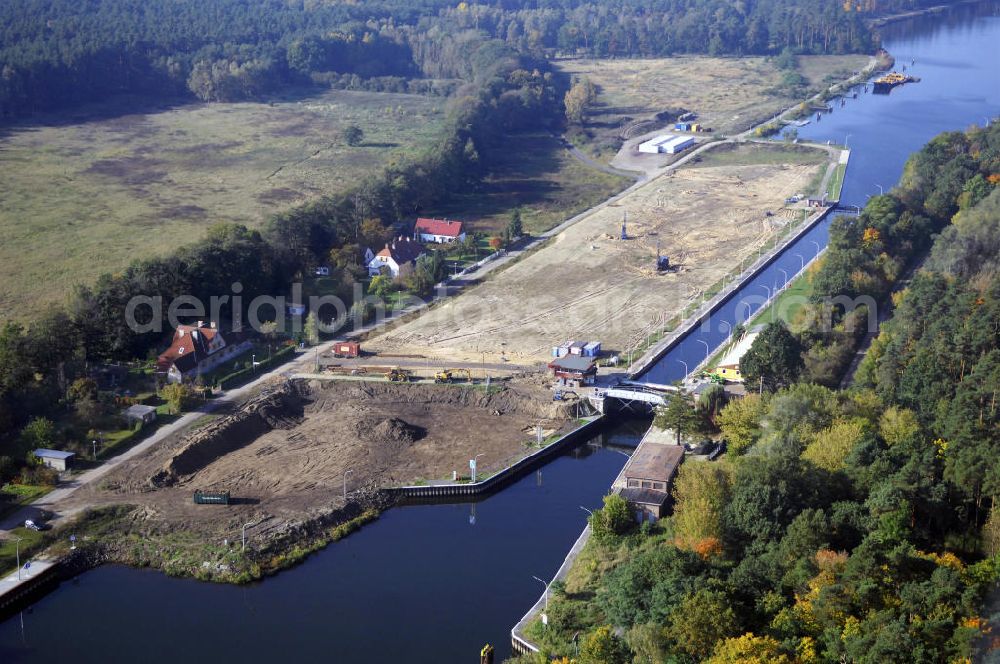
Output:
[
  {"xmin": 364, "ymin": 143, "xmax": 828, "ymax": 364},
  {"xmin": 63, "ymin": 377, "xmax": 571, "ymax": 539}
]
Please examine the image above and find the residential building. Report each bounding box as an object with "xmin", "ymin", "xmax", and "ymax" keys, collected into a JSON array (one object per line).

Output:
[
  {"xmin": 156, "ymin": 321, "xmax": 252, "ymax": 384},
  {"xmin": 413, "ymin": 218, "xmax": 466, "ymax": 244},
  {"xmin": 711, "ymin": 325, "xmax": 763, "ymax": 383},
  {"xmin": 368, "ymin": 236, "xmax": 427, "ymax": 278}
]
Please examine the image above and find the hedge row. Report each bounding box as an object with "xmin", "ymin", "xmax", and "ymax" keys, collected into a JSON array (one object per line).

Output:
[{"xmin": 216, "ymin": 345, "xmax": 297, "ymax": 390}]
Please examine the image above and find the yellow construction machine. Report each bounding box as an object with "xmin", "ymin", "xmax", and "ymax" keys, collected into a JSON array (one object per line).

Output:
[
  {"xmin": 385, "ymin": 368, "xmax": 413, "ymax": 382},
  {"xmin": 434, "ymin": 368, "xmax": 472, "ymax": 383}
]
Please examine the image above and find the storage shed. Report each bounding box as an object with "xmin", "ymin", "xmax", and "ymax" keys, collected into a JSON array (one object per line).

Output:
[
  {"xmin": 637, "ymin": 134, "xmax": 696, "ymax": 155},
  {"xmin": 33, "ymin": 449, "xmax": 75, "ymax": 472},
  {"xmin": 122, "ymin": 404, "xmax": 158, "ymax": 426},
  {"xmin": 333, "ymin": 341, "xmax": 361, "ymax": 358}
]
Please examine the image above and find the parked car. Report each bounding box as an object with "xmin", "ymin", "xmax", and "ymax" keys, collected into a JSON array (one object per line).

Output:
[{"xmin": 24, "ymin": 519, "xmax": 43, "ymax": 531}]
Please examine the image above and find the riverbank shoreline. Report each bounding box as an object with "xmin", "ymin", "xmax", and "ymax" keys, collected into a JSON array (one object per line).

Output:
[
  {"xmin": 869, "ymin": 0, "xmax": 985, "ymax": 28},
  {"xmin": 0, "ymin": 412, "xmax": 612, "ymax": 618}
]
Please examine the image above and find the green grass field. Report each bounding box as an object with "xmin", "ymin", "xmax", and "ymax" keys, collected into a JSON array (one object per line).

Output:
[
  {"xmin": 426, "ymin": 132, "xmax": 630, "ymax": 235},
  {"xmin": 688, "ymin": 142, "xmax": 829, "ymax": 169},
  {"xmin": 0, "ymin": 89, "xmax": 448, "ymax": 319}
]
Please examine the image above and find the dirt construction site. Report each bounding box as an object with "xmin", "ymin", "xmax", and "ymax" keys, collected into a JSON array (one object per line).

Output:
[
  {"xmin": 364, "ymin": 142, "xmax": 831, "ymax": 364},
  {"xmin": 62, "ymin": 378, "xmax": 573, "ymax": 543}
]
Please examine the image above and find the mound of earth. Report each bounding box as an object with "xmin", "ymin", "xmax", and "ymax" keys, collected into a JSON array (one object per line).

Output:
[{"xmin": 356, "ymin": 416, "xmax": 425, "ymax": 449}]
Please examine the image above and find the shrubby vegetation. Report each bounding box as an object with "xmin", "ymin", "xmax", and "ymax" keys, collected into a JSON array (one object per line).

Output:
[
  {"xmin": 0, "ymin": 0, "xmax": 942, "ymax": 119},
  {"xmin": 512, "ymin": 122, "xmax": 1000, "ymax": 663}
]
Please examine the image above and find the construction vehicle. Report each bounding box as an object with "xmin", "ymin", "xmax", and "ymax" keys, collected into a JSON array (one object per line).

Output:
[
  {"xmin": 435, "ymin": 368, "xmax": 472, "ymax": 383},
  {"xmin": 385, "ymin": 368, "xmax": 413, "ymax": 382}
]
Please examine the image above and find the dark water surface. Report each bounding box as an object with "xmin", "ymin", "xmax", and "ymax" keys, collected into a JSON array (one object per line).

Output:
[
  {"xmin": 638, "ymin": 0, "xmax": 1000, "ymax": 385},
  {"xmin": 0, "ymin": 421, "xmax": 646, "ymax": 663},
  {"xmin": 4, "ymin": 3, "xmax": 1000, "ymax": 661}
]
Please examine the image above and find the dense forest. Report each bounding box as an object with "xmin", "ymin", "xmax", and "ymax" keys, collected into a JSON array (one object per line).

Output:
[
  {"xmin": 513, "ymin": 121, "xmax": 1000, "ymax": 663},
  {"xmin": 0, "ymin": 0, "xmax": 953, "ymax": 118}
]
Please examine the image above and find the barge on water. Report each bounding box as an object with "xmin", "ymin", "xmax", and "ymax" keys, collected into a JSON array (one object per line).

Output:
[{"xmin": 872, "ymin": 71, "xmax": 919, "ymax": 94}]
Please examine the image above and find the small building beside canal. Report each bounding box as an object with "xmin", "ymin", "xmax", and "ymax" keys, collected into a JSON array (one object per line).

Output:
[
  {"xmin": 613, "ymin": 437, "xmax": 685, "ymax": 522},
  {"xmin": 548, "ymin": 355, "xmax": 598, "ymax": 388}
]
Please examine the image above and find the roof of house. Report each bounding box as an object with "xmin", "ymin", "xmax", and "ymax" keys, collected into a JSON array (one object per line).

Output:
[
  {"xmin": 374, "ymin": 236, "xmax": 426, "ymax": 265},
  {"xmin": 123, "ymin": 404, "xmax": 157, "ymax": 417},
  {"xmin": 548, "ymin": 356, "xmax": 597, "ymax": 372},
  {"xmin": 34, "ymin": 448, "xmax": 75, "ymax": 460},
  {"xmin": 620, "ymin": 487, "xmax": 670, "ymax": 507},
  {"xmin": 156, "ymin": 322, "xmax": 242, "ymax": 374},
  {"xmin": 622, "ymin": 442, "xmax": 684, "ymax": 483},
  {"xmin": 414, "ymin": 218, "xmax": 465, "ymax": 237},
  {"xmin": 714, "ymin": 325, "xmax": 765, "ymax": 370}
]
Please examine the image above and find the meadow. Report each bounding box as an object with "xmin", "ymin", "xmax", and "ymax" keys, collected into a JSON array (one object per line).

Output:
[{"xmin": 0, "ymin": 89, "xmax": 448, "ymax": 318}]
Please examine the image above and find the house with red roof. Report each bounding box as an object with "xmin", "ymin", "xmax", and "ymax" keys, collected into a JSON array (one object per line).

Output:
[
  {"xmin": 156, "ymin": 321, "xmax": 252, "ymax": 384},
  {"xmin": 367, "ymin": 236, "xmax": 427, "ymax": 278},
  {"xmin": 413, "ymin": 218, "xmax": 466, "ymax": 244}
]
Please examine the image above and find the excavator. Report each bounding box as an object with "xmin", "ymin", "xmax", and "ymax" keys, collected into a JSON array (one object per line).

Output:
[
  {"xmin": 435, "ymin": 368, "xmax": 472, "ymax": 384},
  {"xmin": 385, "ymin": 368, "xmax": 413, "ymax": 382}
]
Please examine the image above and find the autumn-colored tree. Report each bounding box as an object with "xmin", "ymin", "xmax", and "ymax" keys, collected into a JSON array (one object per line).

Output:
[
  {"xmin": 717, "ymin": 393, "xmax": 767, "ymax": 454},
  {"xmin": 564, "ymin": 77, "xmax": 596, "ymax": 124},
  {"xmin": 665, "ymin": 589, "xmax": 741, "ymax": 659},
  {"xmin": 161, "ymin": 383, "xmax": 195, "ymax": 414},
  {"xmin": 879, "ymin": 406, "xmax": 920, "ymax": 447},
  {"xmin": 705, "ymin": 633, "xmax": 792, "ymax": 664},
  {"xmin": 488, "ymin": 236, "xmax": 503, "ymax": 252},
  {"xmin": 801, "ymin": 418, "xmax": 867, "ymax": 472},
  {"xmin": 579, "ymin": 625, "xmax": 629, "ymax": 664},
  {"xmin": 672, "ymin": 461, "xmax": 730, "ymax": 550}
]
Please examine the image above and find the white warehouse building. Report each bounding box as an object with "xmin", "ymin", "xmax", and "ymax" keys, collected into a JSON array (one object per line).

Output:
[{"xmin": 637, "ymin": 134, "xmax": 696, "ymax": 155}]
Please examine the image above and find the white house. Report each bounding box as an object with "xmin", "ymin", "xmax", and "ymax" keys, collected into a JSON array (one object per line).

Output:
[
  {"xmin": 413, "ymin": 218, "xmax": 466, "ymax": 244},
  {"xmin": 368, "ymin": 236, "xmax": 427, "ymax": 278},
  {"xmin": 156, "ymin": 321, "xmax": 252, "ymax": 383}
]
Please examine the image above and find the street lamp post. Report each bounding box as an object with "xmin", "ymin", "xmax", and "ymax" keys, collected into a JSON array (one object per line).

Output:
[
  {"xmin": 696, "ymin": 339, "xmax": 710, "ymax": 361},
  {"xmin": 532, "ymin": 575, "xmax": 550, "ymax": 613},
  {"xmin": 343, "ymin": 469, "xmax": 354, "ymax": 501},
  {"xmin": 760, "ymin": 284, "xmax": 772, "ymax": 299},
  {"xmin": 810, "ymin": 240, "xmax": 821, "ymax": 255},
  {"xmin": 778, "ymin": 268, "xmax": 789, "ymax": 286},
  {"xmin": 92, "ymin": 439, "xmax": 98, "ymax": 461},
  {"xmin": 793, "ymin": 253, "xmax": 805, "ymax": 270},
  {"xmin": 875, "ymin": 183, "xmax": 884, "ymax": 195},
  {"xmin": 251, "ymin": 354, "xmax": 256, "ymax": 375},
  {"xmin": 677, "ymin": 359, "xmax": 689, "ymax": 379},
  {"xmin": 471, "ymin": 454, "xmax": 485, "ymax": 483},
  {"xmin": 15, "ymin": 537, "xmax": 23, "ymax": 581},
  {"xmin": 579, "ymin": 506, "xmax": 593, "ymax": 517},
  {"xmin": 719, "ymin": 320, "xmax": 732, "ymax": 336},
  {"xmin": 242, "ymin": 522, "xmax": 253, "ymax": 552}
]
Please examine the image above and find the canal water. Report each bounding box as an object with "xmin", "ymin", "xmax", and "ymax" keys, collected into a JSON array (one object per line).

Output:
[
  {"xmin": 0, "ymin": 419, "xmax": 647, "ymax": 663},
  {"xmin": 3, "ymin": 3, "xmax": 1000, "ymax": 661},
  {"xmin": 638, "ymin": 0, "xmax": 1000, "ymax": 385}
]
